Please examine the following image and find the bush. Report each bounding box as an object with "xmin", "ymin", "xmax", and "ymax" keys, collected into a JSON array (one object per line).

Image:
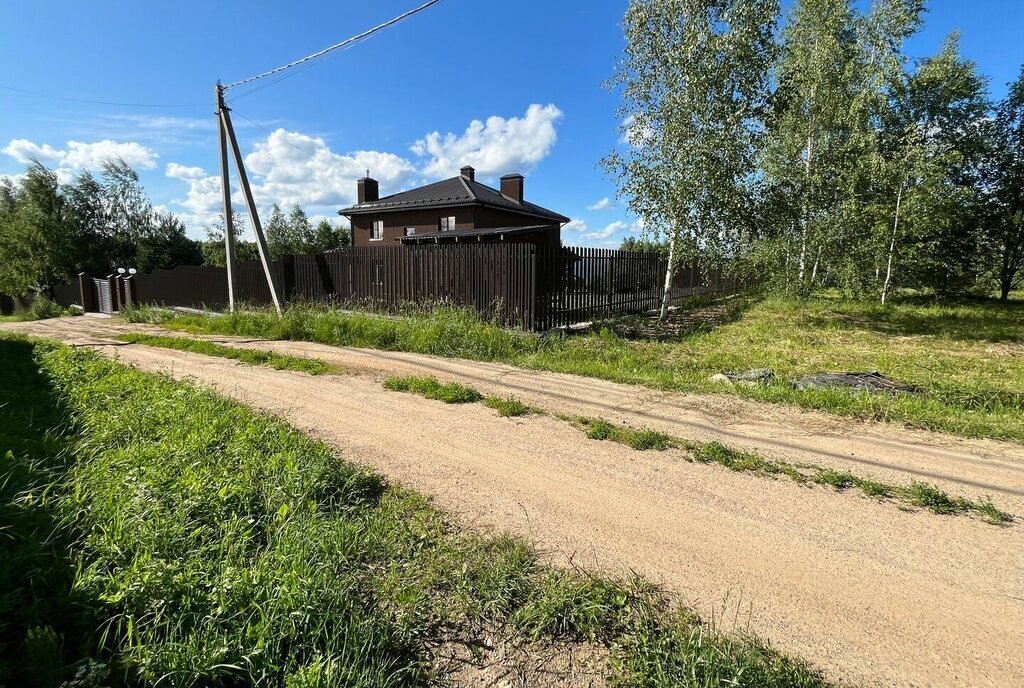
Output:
[{"xmin": 26, "ymin": 296, "xmax": 65, "ymax": 320}]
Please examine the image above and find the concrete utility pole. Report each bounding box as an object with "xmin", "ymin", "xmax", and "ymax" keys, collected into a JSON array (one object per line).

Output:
[
  {"xmin": 215, "ymin": 82, "xmax": 282, "ymax": 314},
  {"xmin": 215, "ymin": 83, "xmax": 238, "ymax": 311}
]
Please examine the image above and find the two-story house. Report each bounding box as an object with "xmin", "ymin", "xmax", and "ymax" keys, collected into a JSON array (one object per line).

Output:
[{"xmin": 339, "ymin": 166, "xmax": 568, "ymax": 249}]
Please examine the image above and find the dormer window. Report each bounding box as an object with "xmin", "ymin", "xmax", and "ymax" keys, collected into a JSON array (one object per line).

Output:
[{"xmin": 439, "ymin": 216, "xmax": 456, "ymax": 232}]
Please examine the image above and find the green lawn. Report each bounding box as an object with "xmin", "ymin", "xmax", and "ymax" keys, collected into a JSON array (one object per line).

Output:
[
  {"xmin": 123, "ymin": 293, "xmax": 1024, "ymax": 442},
  {"xmin": 0, "ymin": 334, "xmax": 825, "ymax": 687}
]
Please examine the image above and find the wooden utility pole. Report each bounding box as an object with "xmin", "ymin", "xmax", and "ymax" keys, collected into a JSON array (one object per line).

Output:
[{"xmin": 215, "ymin": 82, "xmax": 282, "ymax": 314}]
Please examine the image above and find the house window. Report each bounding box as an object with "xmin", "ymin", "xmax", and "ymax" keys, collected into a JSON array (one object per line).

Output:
[
  {"xmin": 439, "ymin": 216, "xmax": 456, "ymax": 232},
  {"xmin": 404, "ymin": 227, "xmax": 416, "ymax": 237},
  {"xmin": 370, "ymin": 219, "xmax": 384, "ymax": 241}
]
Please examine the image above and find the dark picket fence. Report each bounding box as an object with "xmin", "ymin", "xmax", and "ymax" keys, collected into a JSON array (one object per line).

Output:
[
  {"xmin": 62, "ymin": 244, "xmax": 755, "ymax": 330},
  {"xmin": 133, "ymin": 244, "xmax": 538, "ymax": 326},
  {"xmin": 534, "ymin": 247, "xmax": 755, "ymax": 330}
]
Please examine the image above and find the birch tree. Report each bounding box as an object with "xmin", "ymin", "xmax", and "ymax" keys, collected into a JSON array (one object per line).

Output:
[
  {"xmin": 604, "ymin": 0, "xmax": 777, "ymax": 319},
  {"xmin": 986, "ymin": 65, "xmax": 1024, "ymax": 300},
  {"xmin": 761, "ymin": 0, "xmax": 862, "ymax": 293},
  {"xmin": 882, "ymin": 34, "xmax": 989, "ymax": 298},
  {"xmin": 854, "ymin": 0, "xmax": 924, "ymax": 302}
]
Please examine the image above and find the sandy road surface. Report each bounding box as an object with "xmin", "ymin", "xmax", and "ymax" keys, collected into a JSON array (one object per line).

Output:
[{"xmin": 6, "ymin": 316, "xmax": 1024, "ymax": 687}]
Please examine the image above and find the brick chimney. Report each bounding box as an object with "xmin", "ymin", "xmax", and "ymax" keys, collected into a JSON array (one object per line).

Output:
[
  {"xmin": 500, "ymin": 173, "xmax": 524, "ymax": 204},
  {"xmin": 460, "ymin": 165, "xmax": 475, "ymax": 182},
  {"xmin": 357, "ymin": 176, "xmax": 379, "ymax": 204}
]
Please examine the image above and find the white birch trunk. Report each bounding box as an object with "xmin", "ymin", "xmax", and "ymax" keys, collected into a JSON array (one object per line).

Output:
[
  {"xmin": 659, "ymin": 236, "xmax": 677, "ymax": 322},
  {"xmin": 881, "ymin": 183, "xmax": 903, "ymax": 305},
  {"xmin": 798, "ymin": 130, "xmax": 814, "ymax": 284}
]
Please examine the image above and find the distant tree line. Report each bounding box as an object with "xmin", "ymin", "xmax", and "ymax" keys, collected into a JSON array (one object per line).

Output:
[
  {"xmin": 0, "ymin": 159, "xmax": 350, "ymax": 297},
  {"xmin": 608, "ymin": 0, "xmax": 1024, "ymax": 303}
]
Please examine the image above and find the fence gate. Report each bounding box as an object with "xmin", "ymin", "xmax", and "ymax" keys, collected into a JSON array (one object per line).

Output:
[{"xmin": 93, "ymin": 278, "xmax": 113, "ymax": 314}]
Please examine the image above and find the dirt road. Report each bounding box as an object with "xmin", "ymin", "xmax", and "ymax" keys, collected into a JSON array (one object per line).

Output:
[{"xmin": 7, "ymin": 316, "xmax": 1024, "ymax": 687}]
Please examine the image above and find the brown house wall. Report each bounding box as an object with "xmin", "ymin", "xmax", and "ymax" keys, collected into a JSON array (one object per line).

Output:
[
  {"xmin": 351, "ymin": 206, "xmax": 477, "ymax": 245},
  {"xmin": 350, "ymin": 205, "xmax": 561, "ymax": 249}
]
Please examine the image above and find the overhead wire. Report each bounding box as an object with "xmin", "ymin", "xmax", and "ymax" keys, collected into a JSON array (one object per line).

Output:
[
  {"xmin": 1, "ymin": 1, "xmax": 445, "ymax": 111},
  {"xmin": 0, "ymin": 83, "xmax": 206, "ymax": 108},
  {"xmin": 222, "ymin": 0, "xmax": 445, "ymax": 90},
  {"xmin": 230, "ymin": 108, "xmax": 323, "ymax": 161}
]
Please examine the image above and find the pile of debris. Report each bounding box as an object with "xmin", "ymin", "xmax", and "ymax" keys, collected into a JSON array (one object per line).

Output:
[
  {"xmin": 708, "ymin": 368, "xmax": 776, "ymax": 387},
  {"xmin": 792, "ymin": 371, "xmax": 921, "ymax": 394},
  {"xmin": 709, "ymin": 368, "xmax": 921, "ymax": 395}
]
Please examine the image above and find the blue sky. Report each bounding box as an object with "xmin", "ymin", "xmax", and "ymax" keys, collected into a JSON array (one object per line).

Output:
[{"xmin": 1, "ymin": 0, "xmax": 1022, "ymax": 246}]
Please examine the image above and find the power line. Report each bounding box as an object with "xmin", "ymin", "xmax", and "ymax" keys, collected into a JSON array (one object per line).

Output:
[
  {"xmin": 231, "ymin": 107, "xmax": 323, "ymax": 161},
  {"xmin": 0, "ymin": 83, "xmax": 206, "ymax": 108},
  {"xmin": 227, "ymin": 51, "xmax": 335, "ymax": 103},
  {"xmin": 223, "ymin": 0, "xmax": 445, "ymax": 90}
]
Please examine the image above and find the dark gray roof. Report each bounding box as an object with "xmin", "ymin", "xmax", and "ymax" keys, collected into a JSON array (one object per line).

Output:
[
  {"xmin": 399, "ymin": 224, "xmax": 554, "ymax": 242},
  {"xmin": 339, "ymin": 175, "xmax": 569, "ymax": 223}
]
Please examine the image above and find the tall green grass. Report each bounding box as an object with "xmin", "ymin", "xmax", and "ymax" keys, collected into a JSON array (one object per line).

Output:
[
  {"xmin": 124, "ymin": 295, "xmax": 1024, "ymax": 443},
  {"xmin": 0, "ymin": 335, "xmax": 828, "ymax": 687}
]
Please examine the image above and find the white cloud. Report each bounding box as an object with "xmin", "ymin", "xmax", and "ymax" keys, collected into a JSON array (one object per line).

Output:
[
  {"xmin": 166, "ymin": 128, "xmax": 418, "ymax": 231},
  {"xmin": 582, "ymin": 221, "xmax": 627, "ymax": 241},
  {"xmin": 162, "ymin": 105, "xmax": 563, "ymax": 235},
  {"xmin": 411, "ymin": 103, "xmax": 563, "ymax": 179},
  {"xmin": 173, "ymin": 171, "xmax": 224, "ymax": 230},
  {"xmin": 3, "ymin": 139, "xmax": 65, "ymax": 165},
  {"xmin": 587, "ymin": 197, "xmax": 614, "ymax": 211},
  {"xmin": 245, "ymin": 128, "xmax": 416, "ymax": 208},
  {"xmin": 108, "ymin": 114, "xmax": 214, "ymax": 131},
  {"xmin": 166, "ymin": 163, "xmax": 206, "ymax": 180},
  {"xmin": 578, "ymin": 219, "xmax": 645, "ymax": 243},
  {"xmin": 63, "ymin": 140, "xmax": 157, "ymax": 169},
  {"xmin": 2, "ymin": 137, "xmax": 157, "ymax": 172},
  {"xmin": 563, "ymin": 218, "xmax": 589, "ymax": 233}
]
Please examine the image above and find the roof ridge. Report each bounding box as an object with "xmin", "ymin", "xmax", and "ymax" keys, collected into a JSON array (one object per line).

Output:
[{"xmin": 456, "ymin": 174, "xmax": 476, "ymax": 200}]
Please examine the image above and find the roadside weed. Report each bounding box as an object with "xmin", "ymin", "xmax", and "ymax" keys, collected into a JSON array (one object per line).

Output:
[
  {"xmin": 482, "ymin": 395, "xmax": 532, "ymax": 417},
  {"xmin": 382, "ymin": 375, "xmax": 482, "ymax": 403},
  {"xmin": 573, "ymin": 416, "xmax": 675, "ymax": 450}
]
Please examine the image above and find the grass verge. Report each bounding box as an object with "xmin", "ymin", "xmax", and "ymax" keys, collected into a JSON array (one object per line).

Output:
[
  {"xmin": 379, "ymin": 376, "xmax": 1010, "ymax": 525},
  {"xmin": 116, "ymin": 332, "xmax": 333, "ymax": 374},
  {"xmin": 571, "ymin": 416, "xmax": 1011, "ymax": 524},
  {"xmin": 0, "ymin": 333, "xmax": 829, "ymax": 686},
  {"xmin": 123, "ymin": 294, "xmax": 1024, "ymax": 443}
]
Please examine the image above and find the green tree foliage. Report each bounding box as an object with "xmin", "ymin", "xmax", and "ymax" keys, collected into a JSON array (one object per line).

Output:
[
  {"xmin": 605, "ymin": 0, "xmax": 779, "ymax": 318},
  {"xmin": 312, "ymin": 218, "xmax": 350, "ymax": 251},
  {"xmin": 888, "ymin": 34, "xmax": 991, "ymax": 297},
  {"xmin": 0, "ymin": 158, "xmax": 205, "ymax": 295},
  {"xmin": 264, "ymin": 203, "xmax": 290, "ymax": 259},
  {"xmin": 201, "ymin": 213, "xmax": 258, "ymax": 267},
  {"xmin": 984, "ymin": 66, "xmax": 1024, "ymax": 299},
  {"xmin": 0, "ymin": 163, "xmax": 74, "ymax": 296},
  {"xmin": 136, "ymin": 213, "xmax": 203, "ymax": 273},
  {"xmin": 287, "ymin": 203, "xmax": 314, "ymax": 250},
  {"xmin": 619, "ymin": 235, "xmax": 667, "ymax": 253},
  {"xmin": 610, "ymin": 0, "xmax": 1017, "ymax": 301},
  {"xmin": 265, "ymin": 204, "xmax": 347, "ymax": 257},
  {"xmin": 760, "ymin": 0, "xmax": 866, "ymax": 292}
]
